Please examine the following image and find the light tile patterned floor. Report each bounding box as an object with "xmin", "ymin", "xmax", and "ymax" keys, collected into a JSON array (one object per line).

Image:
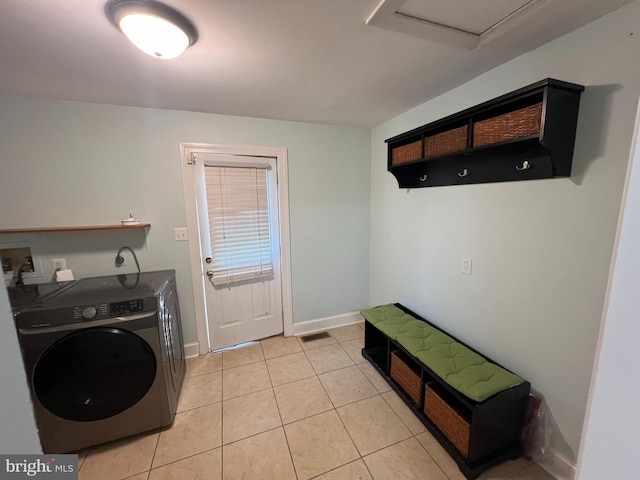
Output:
[{"xmin": 77, "ymin": 323, "xmax": 554, "ymax": 480}]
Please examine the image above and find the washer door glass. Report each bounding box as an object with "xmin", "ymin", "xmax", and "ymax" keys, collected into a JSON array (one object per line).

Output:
[{"xmin": 33, "ymin": 327, "xmax": 157, "ymax": 422}]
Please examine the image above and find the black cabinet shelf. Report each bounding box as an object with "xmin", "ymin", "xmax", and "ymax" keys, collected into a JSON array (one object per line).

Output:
[
  {"xmin": 386, "ymin": 78, "xmax": 584, "ymax": 188},
  {"xmin": 389, "ymin": 134, "xmax": 542, "ymax": 167}
]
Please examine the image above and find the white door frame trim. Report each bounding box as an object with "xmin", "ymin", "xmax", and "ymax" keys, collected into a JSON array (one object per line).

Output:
[{"xmin": 179, "ymin": 142, "xmax": 294, "ymax": 354}]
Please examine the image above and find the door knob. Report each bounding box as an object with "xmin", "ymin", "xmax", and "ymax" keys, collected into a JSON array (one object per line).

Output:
[
  {"xmin": 206, "ymin": 271, "xmax": 213, "ymax": 278},
  {"xmin": 205, "ymin": 257, "xmax": 212, "ymax": 264}
]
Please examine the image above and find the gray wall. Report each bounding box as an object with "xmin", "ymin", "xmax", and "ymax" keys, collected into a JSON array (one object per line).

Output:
[
  {"xmin": 576, "ymin": 96, "xmax": 640, "ymax": 480},
  {"xmin": 369, "ymin": 1, "xmax": 640, "ymax": 464},
  {"xmin": 0, "ymin": 282, "xmax": 41, "ymax": 453},
  {"xmin": 0, "ymin": 98, "xmax": 371, "ymax": 344}
]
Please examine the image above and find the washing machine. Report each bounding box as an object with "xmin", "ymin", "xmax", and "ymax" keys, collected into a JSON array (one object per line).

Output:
[{"xmin": 14, "ymin": 270, "xmax": 185, "ymax": 453}]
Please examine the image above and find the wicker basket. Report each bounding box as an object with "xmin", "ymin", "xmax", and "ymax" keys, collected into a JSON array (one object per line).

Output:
[
  {"xmin": 391, "ymin": 140, "xmax": 422, "ymax": 165},
  {"xmin": 473, "ymin": 102, "xmax": 543, "ymax": 148},
  {"xmin": 424, "ymin": 383, "xmax": 471, "ymax": 457},
  {"xmin": 425, "ymin": 125, "xmax": 468, "ymax": 157},
  {"xmin": 390, "ymin": 351, "xmax": 422, "ymax": 404}
]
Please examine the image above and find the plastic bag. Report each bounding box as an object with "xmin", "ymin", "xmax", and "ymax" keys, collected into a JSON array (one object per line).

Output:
[{"xmin": 520, "ymin": 392, "xmax": 552, "ymax": 463}]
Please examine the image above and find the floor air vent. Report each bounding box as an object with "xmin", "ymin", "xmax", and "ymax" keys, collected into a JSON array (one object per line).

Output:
[{"xmin": 300, "ymin": 332, "xmax": 331, "ymax": 343}]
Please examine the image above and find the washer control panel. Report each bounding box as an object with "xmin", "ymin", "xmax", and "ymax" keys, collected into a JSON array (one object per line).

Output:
[
  {"xmin": 69, "ymin": 299, "xmax": 145, "ymax": 321},
  {"xmin": 14, "ymin": 271, "xmax": 173, "ymax": 330},
  {"xmin": 109, "ymin": 299, "xmax": 145, "ymax": 317},
  {"xmin": 73, "ymin": 304, "xmax": 108, "ymax": 321}
]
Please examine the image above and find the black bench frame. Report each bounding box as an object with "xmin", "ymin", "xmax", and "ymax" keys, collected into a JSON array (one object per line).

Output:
[{"xmin": 361, "ymin": 303, "xmax": 531, "ymax": 479}]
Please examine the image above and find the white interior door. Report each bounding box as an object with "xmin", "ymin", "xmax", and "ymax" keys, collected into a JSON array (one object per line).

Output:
[{"xmin": 194, "ymin": 153, "xmax": 283, "ymax": 350}]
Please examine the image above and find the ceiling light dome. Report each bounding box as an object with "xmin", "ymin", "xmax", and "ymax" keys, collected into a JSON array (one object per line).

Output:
[{"xmin": 105, "ymin": 0, "xmax": 198, "ymax": 59}]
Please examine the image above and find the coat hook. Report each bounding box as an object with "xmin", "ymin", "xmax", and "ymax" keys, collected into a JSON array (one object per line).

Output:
[
  {"xmin": 419, "ymin": 174, "xmax": 429, "ymax": 182},
  {"xmin": 457, "ymin": 168, "xmax": 469, "ymax": 177},
  {"xmin": 516, "ymin": 160, "xmax": 531, "ymax": 171}
]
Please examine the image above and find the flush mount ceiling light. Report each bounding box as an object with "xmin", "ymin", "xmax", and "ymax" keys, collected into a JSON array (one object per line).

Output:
[{"xmin": 105, "ymin": 0, "xmax": 198, "ymax": 59}]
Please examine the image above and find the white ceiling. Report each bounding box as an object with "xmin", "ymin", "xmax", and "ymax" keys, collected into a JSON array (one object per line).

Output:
[{"xmin": 0, "ymin": 0, "xmax": 633, "ymax": 128}]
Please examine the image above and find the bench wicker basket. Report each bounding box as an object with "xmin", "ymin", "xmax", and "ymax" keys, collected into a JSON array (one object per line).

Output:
[
  {"xmin": 424, "ymin": 383, "xmax": 471, "ymax": 457},
  {"xmin": 473, "ymin": 102, "xmax": 543, "ymax": 148},
  {"xmin": 390, "ymin": 350, "xmax": 422, "ymax": 404}
]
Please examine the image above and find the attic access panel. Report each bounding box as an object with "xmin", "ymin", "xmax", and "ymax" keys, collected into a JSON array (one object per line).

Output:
[
  {"xmin": 366, "ymin": 0, "xmax": 565, "ymax": 49},
  {"xmin": 398, "ymin": 0, "xmax": 531, "ymax": 35}
]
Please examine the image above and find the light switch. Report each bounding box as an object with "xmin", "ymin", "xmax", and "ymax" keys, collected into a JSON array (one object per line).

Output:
[{"xmin": 461, "ymin": 258, "xmax": 472, "ymax": 275}]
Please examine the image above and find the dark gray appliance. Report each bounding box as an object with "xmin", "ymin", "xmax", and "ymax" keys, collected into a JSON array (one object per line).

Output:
[{"xmin": 14, "ymin": 270, "xmax": 185, "ymax": 453}]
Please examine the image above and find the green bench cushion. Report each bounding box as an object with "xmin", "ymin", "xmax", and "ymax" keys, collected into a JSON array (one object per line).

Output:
[
  {"xmin": 360, "ymin": 304, "xmax": 426, "ymax": 340},
  {"xmin": 361, "ymin": 304, "xmax": 525, "ymax": 402}
]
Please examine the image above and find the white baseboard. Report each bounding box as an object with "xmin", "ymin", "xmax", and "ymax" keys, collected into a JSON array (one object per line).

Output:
[
  {"xmin": 184, "ymin": 342, "xmax": 200, "ymax": 358},
  {"xmin": 538, "ymin": 448, "xmax": 576, "ymax": 480},
  {"xmin": 184, "ymin": 311, "xmax": 362, "ymax": 357},
  {"xmin": 291, "ymin": 311, "xmax": 363, "ymax": 337}
]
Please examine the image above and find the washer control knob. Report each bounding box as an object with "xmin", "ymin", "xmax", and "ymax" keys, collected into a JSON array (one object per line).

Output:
[{"xmin": 82, "ymin": 306, "xmax": 97, "ymax": 320}]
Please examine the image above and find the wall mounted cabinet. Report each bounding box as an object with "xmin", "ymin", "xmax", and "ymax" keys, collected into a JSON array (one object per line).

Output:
[{"xmin": 386, "ymin": 79, "xmax": 585, "ymax": 188}]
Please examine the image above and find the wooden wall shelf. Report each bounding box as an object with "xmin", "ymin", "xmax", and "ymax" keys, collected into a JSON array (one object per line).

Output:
[
  {"xmin": 0, "ymin": 224, "xmax": 151, "ymax": 234},
  {"xmin": 386, "ymin": 78, "xmax": 585, "ymax": 188}
]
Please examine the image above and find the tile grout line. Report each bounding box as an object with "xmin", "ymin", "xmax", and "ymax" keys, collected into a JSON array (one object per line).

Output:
[
  {"xmin": 278, "ymin": 409, "xmax": 301, "ymax": 479},
  {"xmin": 220, "ymin": 350, "xmax": 226, "ymax": 479},
  {"xmin": 329, "ymin": 332, "xmax": 423, "ymax": 480},
  {"xmin": 311, "ymin": 341, "xmax": 372, "ymax": 478},
  {"xmin": 269, "ymin": 335, "xmax": 304, "ymax": 478},
  {"xmin": 144, "ymin": 426, "xmax": 161, "ymax": 479},
  {"xmin": 146, "ymin": 445, "xmax": 222, "ymax": 478}
]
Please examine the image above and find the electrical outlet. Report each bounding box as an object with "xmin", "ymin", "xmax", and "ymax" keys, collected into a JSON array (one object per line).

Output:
[
  {"xmin": 52, "ymin": 258, "xmax": 67, "ymax": 271},
  {"xmin": 174, "ymin": 228, "xmax": 188, "ymax": 241},
  {"xmin": 461, "ymin": 258, "xmax": 472, "ymax": 275}
]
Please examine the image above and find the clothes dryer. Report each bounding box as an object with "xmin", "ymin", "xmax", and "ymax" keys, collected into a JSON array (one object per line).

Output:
[{"xmin": 14, "ymin": 270, "xmax": 185, "ymax": 453}]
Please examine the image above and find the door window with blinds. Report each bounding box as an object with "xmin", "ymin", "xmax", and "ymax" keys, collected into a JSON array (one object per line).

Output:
[{"xmin": 205, "ymin": 164, "xmax": 274, "ymax": 285}]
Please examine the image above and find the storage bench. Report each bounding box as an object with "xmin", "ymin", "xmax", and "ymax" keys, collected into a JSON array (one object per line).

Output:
[{"xmin": 361, "ymin": 303, "xmax": 530, "ymax": 480}]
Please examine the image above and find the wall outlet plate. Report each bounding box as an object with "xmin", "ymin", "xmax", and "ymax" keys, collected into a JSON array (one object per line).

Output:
[
  {"xmin": 174, "ymin": 228, "xmax": 188, "ymax": 241},
  {"xmin": 52, "ymin": 258, "xmax": 67, "ymax": 271}
]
